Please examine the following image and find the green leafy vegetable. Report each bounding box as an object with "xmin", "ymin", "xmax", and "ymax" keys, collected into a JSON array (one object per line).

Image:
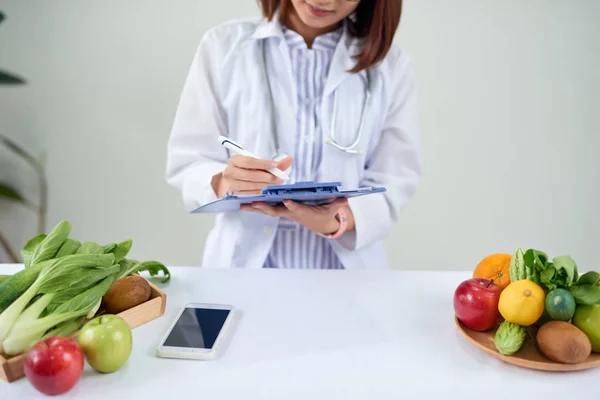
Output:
[
  {"xmin": 510, "ymin": 247, "xmax": 578, "ymax": 292},
  {"xmin": 76, "ymin": 242, "xmax": 104, "ymax": 255},
  {"xmin": 110, "ymin": 239, "xmax": 132, "ymax": 263},
  {"xmin": 0, "ymin": 219, "xmax": 172, "ymax": 355},
  {"xmin": 2, "ymin": 275, "xmax": 115, "ymax": 355},
  {"xmin": 29, "ymin": 221, "xmax": 71, "ymax": 266},
  {"xmin": 119, "ymin": 259, "xmax": 170, "ymax": 283},
  {"xmin": 574, "ymin": 271, "xmax": 600, "ymax": 287},
  {"xmin": 569, "ymin": 285, "xmax": 600, "ymax": 305},
  {"xmin": 539, "ymin": 266, "xmax": 555, "ymax": 286},
  {"xmin": 539, "ymin": 255, "xmax": 577, "ymax": 291},
  {"xmin": 44, "ymin": 264, "xmax": 120, "ymax": 314},
  {"xmin": 103, "ymin": 243, "xmax": 117, "ymax": 254},
  {"xmin": 42, "ymin": 316, "xmax": 86, "ymax": 340},
  {"xmin": 20, "ymin": 234, "xmax": 47, "ymax": 268},
  {"xmin": 118, "ymin": 259, "xmax": 137, "ymax": 278},
  {"xmin": 522, "ymin": 249, "xmax": 548, "ymax": 283},
  {"xmin": 569, "ymin": 271, "xmax": 600, "ymax": 305},
  {"xmin": 0, "ymin": 253, "xmax": 115, "ymax": 346},
  {"xmin": 55, "ymin": 238, "xmax": 81, "ymax": 258}
]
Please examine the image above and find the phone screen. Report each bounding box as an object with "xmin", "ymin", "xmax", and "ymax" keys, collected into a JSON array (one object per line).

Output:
[{"xmin": 163, "ymin": 307, "xmax": 231, "ymax": 349}]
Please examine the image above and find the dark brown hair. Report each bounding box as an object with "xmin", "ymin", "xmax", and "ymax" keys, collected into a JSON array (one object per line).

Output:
[{"xmin": 258, "ymin": 0, "xmax": 402, "ymax": 73}]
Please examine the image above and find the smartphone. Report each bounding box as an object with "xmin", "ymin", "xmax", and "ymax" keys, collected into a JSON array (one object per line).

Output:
[{"xmin": 156, "ymin": 303, "xmax": 235, "ymax": 360}]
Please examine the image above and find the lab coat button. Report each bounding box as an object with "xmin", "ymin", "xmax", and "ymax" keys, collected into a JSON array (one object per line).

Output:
[{"xmin": 264, "ymin": 225, "xmax": 272, "ymax": 234}]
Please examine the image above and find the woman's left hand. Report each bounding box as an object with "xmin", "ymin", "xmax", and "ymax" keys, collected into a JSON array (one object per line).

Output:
[{"xmin": 241, "ymin": 198, "xmax": 354, "ymax": 236}]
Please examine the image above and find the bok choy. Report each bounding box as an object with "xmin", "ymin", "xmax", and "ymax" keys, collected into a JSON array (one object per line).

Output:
[
  {"xmin": 0, "ymin": 219, "xmax": 172, "ymax": 356},
  {"xmin": 2, "ymin": 275, "xmax": 115, "ymax": 355},
  {"xmin": 0, "ymin": 253, "xmax": 117, "ymax": 355}
]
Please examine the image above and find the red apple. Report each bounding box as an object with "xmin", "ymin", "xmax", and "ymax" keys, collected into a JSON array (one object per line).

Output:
[
  {"xmin": 454, "ymin": 278, "xmax": 501, "ymax": 331},
  {"xmin": 24, "ymin": 336, "xmax": 84, "ymax": 396}
]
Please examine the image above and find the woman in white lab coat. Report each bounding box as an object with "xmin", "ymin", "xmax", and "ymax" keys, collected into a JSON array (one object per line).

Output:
[{"xmin": 165, "ymin": 0, "xmax": 421, "ymax": 269}]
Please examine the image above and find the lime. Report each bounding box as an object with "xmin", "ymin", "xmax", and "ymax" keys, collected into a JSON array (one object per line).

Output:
[{"xmin": 545, "ymin": 288, "xmax": 576, "ymax": 322}]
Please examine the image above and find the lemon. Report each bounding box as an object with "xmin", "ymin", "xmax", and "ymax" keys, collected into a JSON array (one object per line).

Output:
[{"xmin": 498, "ymin": 280, "xmax": 545, "ymax": 326}]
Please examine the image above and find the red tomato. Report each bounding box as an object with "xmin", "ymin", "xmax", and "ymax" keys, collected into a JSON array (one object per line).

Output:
[{"xmin": 24, "ymin": 336, "xmax": 85, "ymax": 395}]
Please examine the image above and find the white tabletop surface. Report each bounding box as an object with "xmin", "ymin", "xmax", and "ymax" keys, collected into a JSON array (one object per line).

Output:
[{"xmin": 1, "ymin": 264, "xmax": 598, "ymax": 399}]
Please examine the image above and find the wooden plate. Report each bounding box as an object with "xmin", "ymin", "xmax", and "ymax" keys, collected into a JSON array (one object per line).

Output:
[{"xmin": 455, "ymin": 316, "xmax": 600, "ymax": 372}]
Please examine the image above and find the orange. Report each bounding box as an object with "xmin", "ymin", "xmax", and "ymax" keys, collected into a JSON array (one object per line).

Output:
[{"xmin": 472, "ymin": 253, "xmax": 512, "ymax": 290}]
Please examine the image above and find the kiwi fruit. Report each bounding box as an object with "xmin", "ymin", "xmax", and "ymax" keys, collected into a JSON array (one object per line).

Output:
[
  {"xmin": 536, "ymin": 320, "xmax": 592, "ymax": 364},
  {"xmin": 102, "ymin": 275, "xmax": 152, "ymax": 314}
]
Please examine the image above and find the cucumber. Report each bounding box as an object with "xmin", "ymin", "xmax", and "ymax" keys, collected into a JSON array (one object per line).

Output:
[
  {"xmin": 0, "ymin": 275, "xmax": 11, "ymax": 285},
  {"xmin": 0, "ymin": 260, "xmax": 52, "ymax": 314}
]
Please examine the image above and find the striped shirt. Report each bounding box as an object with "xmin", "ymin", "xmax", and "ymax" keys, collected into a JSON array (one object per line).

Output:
[{"xmin": 263, "ymin": 25, "xmax": 345, "ymax": 270}]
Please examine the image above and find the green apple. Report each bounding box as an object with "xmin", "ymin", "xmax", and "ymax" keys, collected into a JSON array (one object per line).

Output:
[
  {"xmin": 78, "ymin": 314, "xmax": 132, "ymax": 373},
  {"xmin": 573, "ymin": 304, "xmax": 600, "ymax": 352}
]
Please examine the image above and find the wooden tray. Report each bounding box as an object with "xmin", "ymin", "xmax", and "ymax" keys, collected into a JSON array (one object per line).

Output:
[
  {"xmin": 0, "ymin": 279, "xmax": 167, "ymax": 383},
  {"xmin": 455, "ymin": 316, "xmax": 600, "ymax": 372}
]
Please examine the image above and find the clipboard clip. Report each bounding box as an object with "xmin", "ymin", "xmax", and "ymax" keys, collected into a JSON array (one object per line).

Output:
[{"xmin": 261, "ymin": 181, "xmax": 342, "ymax": 197}]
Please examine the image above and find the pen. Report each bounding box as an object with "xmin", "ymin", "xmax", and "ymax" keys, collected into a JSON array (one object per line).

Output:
[{"xmin": 218, "ymin": 136, "xmax": 289, "ymax": 181}]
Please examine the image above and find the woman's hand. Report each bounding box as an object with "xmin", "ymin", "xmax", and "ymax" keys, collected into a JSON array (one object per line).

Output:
[
  {"xmin": 212, "ymin": 156, "xmax": 293, "ymax": 198},
  {"xmin": 241, "ymin": 198, "xmax": 355, "ymax": 236}
]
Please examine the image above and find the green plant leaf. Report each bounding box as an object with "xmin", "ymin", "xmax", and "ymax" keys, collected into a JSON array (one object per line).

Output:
[
  {"xmin": 110, "ymin": 239, "xmax": 132, "ymax": 263},
  {"xmin": 55, "ymin": 238, "xmax": 81, "ymax": 258},
  {"xmin": 119, "ymin": 259, "xmax": 171, "ymax": 283},
  {"xmin": 574, "ymin": 271, "xmax": 600, "ymax": 287},
  {"xmin": 0, "ymin": 133, "xmax": 40, "ymax": 171},
  {"xmin": 0, "ymin": 69, "xmax": 26, "ymax": 85},
  {"xmin": 103, "ymin": 243, "xmax": 117, "ymax": 254},
  {"xmin": 30, "ymin": 220, "xmax": 72, "ymax": 266},
  {"xmin": 21, "ymin": 234, "xmax": 47, "ymax": 268},
  {"xmin": 75, "ymin": 241, "xmax": 104, "ymax": 255},
  {"xmin": 570, "ymin": 284, "xmax": 600, "ymax": 305},
  {"xmin": 0, "ymin": 182, "xmax": 25, "ymax": 203}
]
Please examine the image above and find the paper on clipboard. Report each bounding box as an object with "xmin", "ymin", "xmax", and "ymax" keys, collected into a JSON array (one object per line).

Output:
[{"xmin": 190, "ymin": 181, "xmax": 386, "ymax": 214}]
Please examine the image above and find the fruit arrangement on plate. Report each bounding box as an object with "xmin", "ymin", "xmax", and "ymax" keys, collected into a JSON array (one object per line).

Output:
[{"xmin": 454, "ymin": 249, "xmax": 600, "ymax": 369}]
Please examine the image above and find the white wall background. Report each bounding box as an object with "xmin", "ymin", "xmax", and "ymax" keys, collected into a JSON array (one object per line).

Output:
[{"xmin": 0, "ymin": 1, "xmax": 598, "ymax": 270}]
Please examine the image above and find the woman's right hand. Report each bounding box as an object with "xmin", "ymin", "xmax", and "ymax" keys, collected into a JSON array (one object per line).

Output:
[{"xmin": 212, "ymin": 155, "xmax": 293, "ymax": 198}]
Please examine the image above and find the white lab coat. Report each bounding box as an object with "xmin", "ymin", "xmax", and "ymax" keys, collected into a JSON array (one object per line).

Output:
[{"xmin": 165, "ymin": 13, "xmax": 421, "ymax": 269}]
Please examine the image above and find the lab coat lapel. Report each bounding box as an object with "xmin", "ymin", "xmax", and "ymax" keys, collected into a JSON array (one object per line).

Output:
[
  {"xmin": 252, "ymin": 12, "xmax": 298, "ymax": 156},
  {"xmin": 319, "ymin": 25, "xmax": 365, "ymax": 187},
  {"xmin": 323, "ymin": 23, "xmax": 359, "ymax": 98}
]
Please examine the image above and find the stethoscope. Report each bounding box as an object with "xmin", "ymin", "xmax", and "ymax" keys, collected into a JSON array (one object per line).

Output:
[{"xmin": 261, "ymin": 39, "xmax": 371, "ymax": 157}]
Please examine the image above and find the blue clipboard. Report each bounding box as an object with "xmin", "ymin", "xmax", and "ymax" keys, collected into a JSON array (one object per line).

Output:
[{"xmin": 190, "ymin": 181, "xmax": 386, "ymax": 213}]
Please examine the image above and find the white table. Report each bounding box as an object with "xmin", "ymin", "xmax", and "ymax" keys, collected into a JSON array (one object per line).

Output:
[{"xmin": 1, "ymin": 264, "xmax": 597, "ymax": 399}]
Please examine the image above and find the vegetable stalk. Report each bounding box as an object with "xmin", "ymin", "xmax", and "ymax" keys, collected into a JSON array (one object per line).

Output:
[
  {"xmin": 2, "ymin": 275, "xmax": 115, "ymax": 355},
  {"xmin": 0, "ymin": 254, "xmax": 114, "ymax": 347}
]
